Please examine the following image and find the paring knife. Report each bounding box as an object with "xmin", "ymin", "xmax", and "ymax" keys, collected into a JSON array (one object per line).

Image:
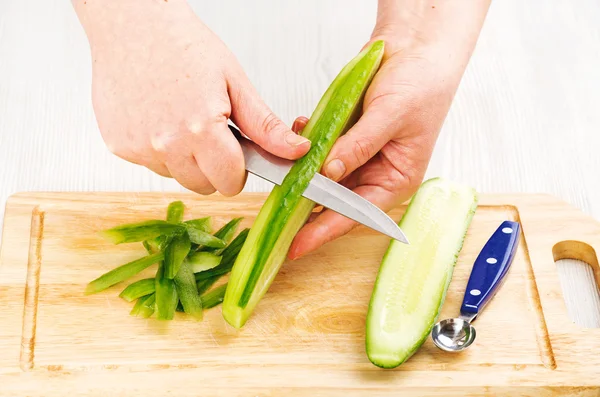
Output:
[{"xmin": 228, "ymin": 124, "xmax": 409, "ymax": 244}]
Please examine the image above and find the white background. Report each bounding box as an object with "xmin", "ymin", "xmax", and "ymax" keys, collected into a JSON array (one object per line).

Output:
[{"xmin": 1, "ymin": 0, "xmax": 599, "ymax": 326}]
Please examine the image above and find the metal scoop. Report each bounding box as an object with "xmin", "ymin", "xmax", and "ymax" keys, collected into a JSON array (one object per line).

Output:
[{"xmin": 431, "ymin": 220, "xmax": 520, "ymax": 352}]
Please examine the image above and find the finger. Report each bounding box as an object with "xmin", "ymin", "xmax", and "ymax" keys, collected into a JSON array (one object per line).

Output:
[
  {"xmin": 288, "ymin": 185, "xmax": 397, "ymax": 260},
  {"xmin": 227, "ymin": 72, "xmax": 311, "ymax": 160},
  {"xmin": 146, "ymin": 162, "xmax": 172, "ymax": 178},
  {"xmin": 165, "ymin": 154, "xmax": 216, "ymax": 195},
  {"xmin": 191, "ymin": 121, "xmax": 247, "ymax": 197},
  {"xmin": 111, "ymin": 147, "xmax": 173, "ymax": 179},
  {"xmin": 291, "ymin": 116, "xmax": 309, "ymax": 134},
  {"xmin": 322, "ymin": 106, "xmax": 396, "ymax": 182}
]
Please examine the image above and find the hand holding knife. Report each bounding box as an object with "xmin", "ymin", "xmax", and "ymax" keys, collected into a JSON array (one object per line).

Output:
[{"xmin": 228, "ymin": 124, "xmax": 409, "ymax": 244}]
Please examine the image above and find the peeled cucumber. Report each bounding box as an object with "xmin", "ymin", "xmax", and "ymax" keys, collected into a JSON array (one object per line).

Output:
[
  {"xmin": 366, "ymin": 177, "xmax": 478, "ymax": 368},
  {"xmin": 222, "ymin": 40, "xmax": 385, "ymax": 328}
]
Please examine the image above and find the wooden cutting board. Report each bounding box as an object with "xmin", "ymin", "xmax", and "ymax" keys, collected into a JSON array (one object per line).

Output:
[{"xmin": 1, "ymin": 192, "xmax": 600, "ymax": 396}]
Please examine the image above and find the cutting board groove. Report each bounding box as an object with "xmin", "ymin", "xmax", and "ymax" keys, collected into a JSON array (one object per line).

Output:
[
  {"xmin": 517, "ymin": 207, "xmax": 557, "ymax": 370},
  {"xmin": 1, "ymin": 192, "xmax": 600, "ymax": 396},
  {"xmin": 20, "ymin": 206, "xmax": 44, "ymax": 371}
]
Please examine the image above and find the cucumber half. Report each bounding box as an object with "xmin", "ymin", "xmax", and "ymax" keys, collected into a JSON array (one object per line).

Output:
[
  {"xmin": 222, "ymin": 41, "xmax": 385, "ymax": 329},
  {"xmin": 366, "ymin": 177, "xmax": 478, "ymax": 369}
]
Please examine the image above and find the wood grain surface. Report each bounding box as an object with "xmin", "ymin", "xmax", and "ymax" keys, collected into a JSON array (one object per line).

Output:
[
  {"xmin": 0, "ymin": 192, "xmax": 600, "ymax": 395},
  {"xmin": 1, "ymin": 0, "xmax": 599, "ymax": 359}
]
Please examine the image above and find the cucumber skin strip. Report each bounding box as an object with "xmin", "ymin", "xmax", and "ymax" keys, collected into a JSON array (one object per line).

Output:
[
  {"xmin": 164, "ymin": 233, "xmax": 191, "ymax": 279},
  {"xmin": 166, "ymin": 201, "xmax": 185, "ymax": 223},
  {"xmin": 119, "ymin": 278, "xmax": 156, "ymax": 302},
  {"xmin": 100, "ymin": 220, "xmax": 184, "ymax": 244},
  {"xmin": 85, "ymin": 252, "xmax": 164, "ymax": 295},
  {"xmin": 138, "ymin": 293, "xmax": 156, "ymax": 318},
  {"xmin": 223, "ymin": 41, "xmax": 385, "ymax": 328},
  {"xmin": 195, "ymin": 228, "xmax": 249, "ymax": 282},
  {"xmin": 196, "ymin": 276, "xmax": 220, "ymax": 296},
  {"xmin": 174, "ymin": 261, "xmax": 203, "ymax": 320},
  {"xmin": 201, "ymin": 283, "xmax": 228, "ymax": 310},
  {"xmin": 187, "ymin": 252, "xmax": 222, "ymax": 273},
  {"xmin": 130, "ymin": 294, "xmax": 151, "ymax": 316},
  {"xmin": 131, "ymin": 293, "xmax": 155, "ymax": 318},
  {"xmin": 184, "ymin": 217, "xmax": 212, "ymax": 234},
  {"xmin": 200, "ymin": 218, "xmax": 243, "ymax": 254},
  {"xmin": 155, "ymin": 263, "xmax": 178, "ymax": 320},
  {"xmin": 186, "ymin": 226, "xmax": 227, "ymax": 248}
]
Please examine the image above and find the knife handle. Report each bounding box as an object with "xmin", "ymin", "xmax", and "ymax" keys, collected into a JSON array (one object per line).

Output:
[{"xmin": 460, "ymin": 220, "xmax": 520, "ymax": 317}]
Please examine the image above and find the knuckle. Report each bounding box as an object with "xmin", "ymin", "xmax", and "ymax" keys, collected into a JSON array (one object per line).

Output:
[
  {"xmin": 186, "ymin": 114, "xmax": 220, "ymax": 137},
  {"xmin": 260, "ymin": 112, "xmax": 285, "ymax": 136},
  {"xmin": 150, "ymin": 128, "xmax": 179, "ymax": 154},
  {"xmin": 185, "ymin": 113, "xmax": 227, "ymax": 137},
  {"xmin": 352, "ymin": 138, "xmax": 376, "ymax": 164}
]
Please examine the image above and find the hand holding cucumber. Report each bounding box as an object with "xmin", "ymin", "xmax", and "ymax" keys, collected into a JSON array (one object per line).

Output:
[{"xmin": 288, "ymin": 0, "xmax": 491, "ymax": 259}]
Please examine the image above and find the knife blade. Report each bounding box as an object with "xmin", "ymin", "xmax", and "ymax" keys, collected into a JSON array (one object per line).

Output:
[{"xmin": 228, "ymin": 124, "xmax": 409, "ymax": 244}]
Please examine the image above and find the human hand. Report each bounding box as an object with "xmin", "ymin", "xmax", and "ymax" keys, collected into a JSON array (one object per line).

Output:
[
  {"xmin": 288, "ymin": 0, "xmax": 490, "ymax": 259},
  {"xmin": 73, "ymin": 0, "xmax": 310, "ymax": 196}
]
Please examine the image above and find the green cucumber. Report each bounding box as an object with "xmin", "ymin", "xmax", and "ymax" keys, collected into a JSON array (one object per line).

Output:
[
  {"xmin": 365, "ymin": 177, "xmax": 478, "ymax": 369},
  {"xmin": 184, "ymin": 217, "xmax": 212, "ymax": 233},
  {"xmin": 174, "ymin": 261, "xmax": 203, "ymax": 320},
  {"xmin": 201, "ymin": 283, "xmax": 227, "ymax": 310},
  {"xmin": 155, "ymin": 263, "xmax": 178, "ymax": 320},
  {"xmin": 166, "ymin": 201, "xmax": 185, "ymax": 223},
  {"xmin": 200, "ymin": 218, "xmax": 243, "ymax": 254},
  {"xmin": 85, "ymin": 252, "xmax": 164, "ymax": 295},
  {"xmin": 186, "ymin": 226, "xmax": 226, "ymax": 249},
  {"xmin": 119, "ymin": 278, "xmax": 156, "ymax": 302},
  {"xmin": 223, "ymin": 40, "xmax": 385, "ymax": 328},
  {"xmin": 100, "ymin": 220, "xmax": 184, "ymax": 244},
  {"xmin": 195, "ymin": 228, "xmax": 249, "ymax": 282},
  {"xmin": 164, "ymin": 233, "xmax": 191, "ymax": 279},
  {"xmin": 138, "ymin": 293, "xmax": 156, "ymax": 318},
  {"xmin": 196, "ymin": 276, "xmax": 220, "ymax": 296},
  {"xmin": 186, "ymin": 252, "xmax": 222, "ymax": 273},
  {"xmin": 130, "ymin": 293, "xmax": 155, "ymax": 318}
]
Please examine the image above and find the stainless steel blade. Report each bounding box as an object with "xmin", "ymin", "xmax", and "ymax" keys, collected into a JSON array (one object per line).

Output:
[
  {"xmin": 232, "ymin": 124, "xmax": 409, "ymax": 244},
  {"xmin": 302, "ymin": 173, "xmax": 409, "ymax": 244}
]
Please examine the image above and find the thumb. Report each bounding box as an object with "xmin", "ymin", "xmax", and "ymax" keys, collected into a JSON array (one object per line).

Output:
[
  {"xmin": 228, "ymin": 73, "xmax": 311, "ymax": 160},
  {"xmin": 322, "ymin": 106, "xmax": 395, "ymax": 181}
]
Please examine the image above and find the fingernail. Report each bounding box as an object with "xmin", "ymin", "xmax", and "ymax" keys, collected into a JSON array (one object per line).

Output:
[
  {"xmin": 285, "ymin": 133, "xmax": 311, "ymax": 147},
  {"xmin": 324, "ymin": 159, "xmax": 346, "ymax": 181}
]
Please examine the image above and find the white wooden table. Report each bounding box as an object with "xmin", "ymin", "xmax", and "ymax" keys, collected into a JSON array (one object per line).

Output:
[{"xmin": 1, "ymin": 0, "xmax": 599, "ymax": 326}]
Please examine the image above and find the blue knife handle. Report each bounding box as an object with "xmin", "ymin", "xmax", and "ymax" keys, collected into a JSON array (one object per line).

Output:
[{"xmin": 461, "ymin": 220, "xmax": 520, "ymax": 317}]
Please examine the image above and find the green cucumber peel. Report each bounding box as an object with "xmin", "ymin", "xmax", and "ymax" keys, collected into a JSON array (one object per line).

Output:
[
  {"xmin": 187, "ymin": 252, "xmax": 222, "ymax": 273},
  {"xmin": 100, "ymin": 220, "xmax": 184, "ymax": 245},
  {"xmin": 174, "ymin": 261, "xmax": 203, "ymax": 320},
  {"xmin": 196, "ymin": 276, "xmax": 220, "ymax": 296},
  {"xmin": 131, "ymin": 293, "xmax": 156, "ymax": 318},
  {"xmin": 200, "ymin": 217, "xmax": 243, "ymax": 254},
  {"xmin": 119, "ymin": 278, "xmax": 156, "ymax": 302},
  {"xmin": 186, "ymin": 225, "xmax": 226, "ymax": 249},
  {"xmin": 184, "ymin": 217, "xmax": 212, "ymax": 234},
  {"xmin": 201, "ymin": 283, "xmax": 228, "ymax": 310},
  {"xmin": 85, "ymin": 252, "xmax": 164, "ymax": 295},
  {"xmin": 164, "ymin": 232, "xmax": 191, "ymax": 279},
  {"xmin": 155, "ymin": 263, "xmax": 178, "ymax": 320},
  {"xmin": 166, "ymin": 201, "xmax": 185, "ymax": 223},
  {"xmin": 195, "ymin": 228, "xmax": 249, "ymax": 282}
]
